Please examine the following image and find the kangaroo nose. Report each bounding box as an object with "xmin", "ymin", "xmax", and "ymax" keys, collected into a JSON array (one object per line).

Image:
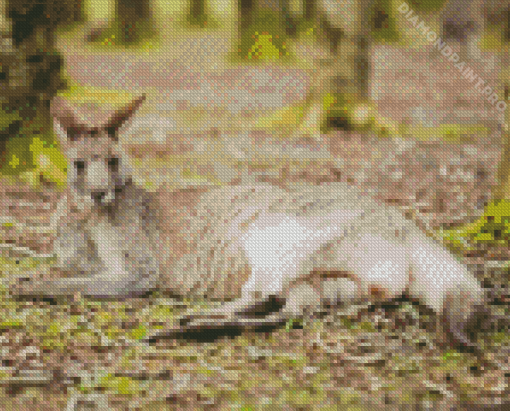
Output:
[{"xmin": 92, "ymin": 191, "xmax": 106, "ymax": 203}]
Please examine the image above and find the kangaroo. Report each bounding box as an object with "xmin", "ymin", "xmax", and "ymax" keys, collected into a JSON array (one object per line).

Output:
[{"xmin": 11, "ymin": 95, "xmax": 497, "ymax": 353}]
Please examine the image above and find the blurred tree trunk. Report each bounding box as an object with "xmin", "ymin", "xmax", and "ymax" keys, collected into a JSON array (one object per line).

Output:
[
  {"xmin": 0, "ymin": 0, "xmax": 69, "ymax": 171},
  {"xmin": 303, "ymin": 0, "xmax": 314, "ymax": 20},
  {"xmin": 72, "ymin": 0, "xmax": 86, "ymax": 23},
  {"xmin": 117, "ymin": 0, "xmax": 154, "ymax": 43},
  {"xmin": 190, "ymin": 0, "xmax": 206, "ymax": 20},
  {"xmin": 239, "ymin": 0, "xmax": 255, "ymax": 32},
  {"xmin": 484, "ymin": 1, "xmax": 510, "ymax": 200},
  {"xmin": 493, "ymin": 47, "xmax": 510, "ymax": 201}
]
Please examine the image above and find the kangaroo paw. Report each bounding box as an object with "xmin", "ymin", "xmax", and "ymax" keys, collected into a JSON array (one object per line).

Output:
[
  {"xmin": 145, "ymin": 311, "xmax": 290, "ymax": 342},
  {"xmin": 145, "ymin": 297, "xmax": 291, "ymax": 341}
]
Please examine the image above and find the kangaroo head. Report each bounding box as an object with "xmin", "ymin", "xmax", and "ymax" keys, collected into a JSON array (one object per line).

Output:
[{"xmin": 52, "ymin": 95, "xmax": 146, "ymax": 209}]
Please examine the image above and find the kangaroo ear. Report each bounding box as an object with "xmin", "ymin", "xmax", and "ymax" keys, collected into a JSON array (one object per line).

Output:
[
  {"xmin": 105, "ymin": 94, "xmax": 146, "ymax": 140},
  {"xmin": 51, "ymin": 97, "xmax": 83, "ymax": 146}
]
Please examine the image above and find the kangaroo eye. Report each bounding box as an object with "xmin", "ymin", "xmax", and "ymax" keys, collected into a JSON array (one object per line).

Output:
[
  {"xmin": 74, "ymin": 160, "xmax": 85, "ymax": 171},
  {"xmin": 108, "ymin": 157, "xmax": 119, "ymax": 169}
]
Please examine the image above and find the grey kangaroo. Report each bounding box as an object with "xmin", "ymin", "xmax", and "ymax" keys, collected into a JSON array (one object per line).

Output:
[{"xmin": 12, "ymin": 95, "xmax": 498, "ymax": 353}]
